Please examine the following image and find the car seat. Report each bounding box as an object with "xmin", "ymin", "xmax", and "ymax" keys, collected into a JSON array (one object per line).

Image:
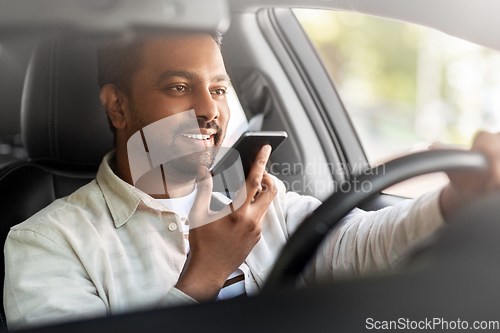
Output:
[{"xmin": 0, "ymin": 38, "xmax": 113, "ymax": 326}]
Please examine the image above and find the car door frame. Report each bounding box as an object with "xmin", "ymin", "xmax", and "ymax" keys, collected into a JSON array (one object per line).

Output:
[{"xmin": 260, "ymin": 7, "xmax": 408, "ymax": 209}]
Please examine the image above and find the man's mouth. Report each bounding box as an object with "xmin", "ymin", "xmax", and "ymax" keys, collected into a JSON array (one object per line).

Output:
[
  {"xmin": 180, "ymin": 133, "xmax": 213, "ymax": 141},
  {"xmin": 177, "ymin": 128, "xmax": 219, "ymax": 149}
]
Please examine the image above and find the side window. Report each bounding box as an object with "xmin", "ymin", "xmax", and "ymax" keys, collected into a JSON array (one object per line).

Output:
[
  {"xmin": 0, "ymin": 134, "xmax": 27, "ymax": 166},
  {"xmin": 294, "ymin": 9, "xmax": 500, "ymax": 198}
]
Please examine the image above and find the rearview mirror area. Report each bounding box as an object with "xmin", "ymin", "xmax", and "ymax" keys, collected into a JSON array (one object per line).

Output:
[{"xmin": 0, "ymin": 0, "xmax": 230, "ymax": 42}]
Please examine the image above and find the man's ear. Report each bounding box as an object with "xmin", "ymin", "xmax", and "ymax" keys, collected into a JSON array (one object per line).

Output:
[{"xmin": 100, "ymin": 84, "xmax": 128, "ymax": 130}]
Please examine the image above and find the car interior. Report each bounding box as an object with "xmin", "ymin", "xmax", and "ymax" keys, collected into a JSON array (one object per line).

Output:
[{"xmin": 2, "ymin": 0, "xmax": 500, "ymax": 331}]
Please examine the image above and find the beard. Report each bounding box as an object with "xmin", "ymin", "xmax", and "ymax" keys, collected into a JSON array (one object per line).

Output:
[{"xmin": 162, "ymin": 145, "xmax": 221, "ymax": 183}]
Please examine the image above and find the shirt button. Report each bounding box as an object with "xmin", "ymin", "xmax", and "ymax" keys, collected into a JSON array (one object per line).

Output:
[{"xmin": 168, "ymin": 222, "xmax": 178, "ymax": 232}]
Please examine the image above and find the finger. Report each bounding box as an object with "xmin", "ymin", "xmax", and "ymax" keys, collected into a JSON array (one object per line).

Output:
[
  {"xmin": 227, "ymin": 145, "xmax": 272, "ymax": 212},
  {"xmin": 252, "ymin": 171, "xmax": 277, "ymax": 211},
  {"xmin": 248, "ymin": 172, "xmax": 277, "ymax": 231},
  {"xmin": 189, "ymin": 166, "xmax": 213, "ymax": 226},
  {"xmin": 429, "ymin": 141, "xmax": 444, "ymax": 150},
  {"xmin": 244, "ymin": 145, "xmax": 272, "ymax": 205}
]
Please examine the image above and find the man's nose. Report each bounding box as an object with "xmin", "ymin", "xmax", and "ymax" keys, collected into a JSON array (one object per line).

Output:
[{"xmin": 194, "ymin": 90, "xmax": 219, "ymax": 122}]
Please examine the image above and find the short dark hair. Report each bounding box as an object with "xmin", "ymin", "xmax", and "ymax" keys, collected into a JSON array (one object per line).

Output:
[
  {"xmin": 97, "ymin": 32, "xmax": 223, "ymax": 142},
  {"xmin": 97, "ymin": 41, "xmax": 145, "ymax": 92}
]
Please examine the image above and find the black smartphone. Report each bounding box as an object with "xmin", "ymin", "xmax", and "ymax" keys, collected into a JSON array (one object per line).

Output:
[{"xmin": 210, "ymin": 131, "xmax": 287, "ymax": 182}]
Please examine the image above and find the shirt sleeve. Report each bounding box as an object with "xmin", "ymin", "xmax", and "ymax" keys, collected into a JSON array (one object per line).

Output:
[
  {"xmin": 4, "ymin": 228, "xmax": 108, "ymax": 330},
  {"xmin": 160, "ymin": 287, "xmax": 198, "ymax": 307},
  {"xmin": 282, "ymin": 188, "xmax": 445, "ymax": 283},
  {"xmin": 4, "ymin": 228, "xmax": 196, "ymax": 330}
]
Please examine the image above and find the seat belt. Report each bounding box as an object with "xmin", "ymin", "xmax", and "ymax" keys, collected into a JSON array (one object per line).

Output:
[{"xmin": 247, "ymin": 113, "xmax": 264, "ymax": 131}]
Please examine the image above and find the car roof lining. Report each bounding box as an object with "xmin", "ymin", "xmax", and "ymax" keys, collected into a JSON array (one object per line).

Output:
[{"xmin": 229, "ymin": 0, "xmax": 500, "ymax": 52}]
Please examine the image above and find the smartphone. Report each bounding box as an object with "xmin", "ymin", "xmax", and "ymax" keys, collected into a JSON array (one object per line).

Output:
[{"xmin": 211, "ymin": 131, "xmax": 287, "ymax": 179}]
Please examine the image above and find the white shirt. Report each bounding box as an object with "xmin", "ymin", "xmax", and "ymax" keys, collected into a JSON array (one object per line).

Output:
[
  {"xmin": 156, "ymin": 189, "xmax": 197, "ymax": 253},
  {"xmin": 3, "ymin": 151, "xmax": 445, "ymax": 329}
]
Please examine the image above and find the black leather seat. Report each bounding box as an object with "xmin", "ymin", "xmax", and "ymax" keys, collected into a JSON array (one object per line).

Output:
[{"xmin": 0, "ymin": 39, "xmax": 113, "ymax": 326}]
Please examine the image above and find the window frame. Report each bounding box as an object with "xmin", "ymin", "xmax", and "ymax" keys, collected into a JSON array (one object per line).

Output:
[
  {"xmin": 265, "ymin": 8, "xmax": 368, "ymax": 177},
  {"xmin": 258, "ymin": 8, "xmax": 408, "ymax": 208}
]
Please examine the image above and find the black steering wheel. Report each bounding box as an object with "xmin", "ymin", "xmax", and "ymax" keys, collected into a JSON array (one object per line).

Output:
[{"xmin": 262, "ymin": 149, "xmax": 488, "ymax": 292}]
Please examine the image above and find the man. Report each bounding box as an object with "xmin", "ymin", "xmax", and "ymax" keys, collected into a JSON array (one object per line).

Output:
[{"xmin": 4, "ymin": 32, "xmax": 500, "ymax": 329}]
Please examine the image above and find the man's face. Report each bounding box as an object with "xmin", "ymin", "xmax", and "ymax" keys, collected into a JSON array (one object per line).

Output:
[{"xmin": 125, "ymin": 34, "xmax": 230, "ymax": 181}]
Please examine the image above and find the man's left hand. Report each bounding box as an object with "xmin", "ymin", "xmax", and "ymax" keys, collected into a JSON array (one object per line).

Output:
[{"xmin": 440, "ymin": 131, "xmax": 500, "ymax": 219}]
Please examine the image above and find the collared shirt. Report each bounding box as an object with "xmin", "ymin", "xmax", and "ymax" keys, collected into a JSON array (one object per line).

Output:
[{"xmin": 4, "ymin": 151, "xmax": 445, "ymax": 329}]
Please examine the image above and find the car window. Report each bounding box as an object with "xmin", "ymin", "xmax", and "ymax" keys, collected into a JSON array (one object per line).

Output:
[
  {"xmin": 294, "ymin": 9, "xmax": 500, "ymax": 198},
  {"xmin": 0, "ymin": 41, "xmax": 32, "ymax": 166},
  {"xmin": 0, "ymin": 133, "xmax": 26, "ymax": 166}
]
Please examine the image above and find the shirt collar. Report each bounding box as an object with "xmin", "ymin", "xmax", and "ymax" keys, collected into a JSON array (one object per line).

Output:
[{"xmin": 96, "ymin": 151, "xmax": 231, "ymax": 228}]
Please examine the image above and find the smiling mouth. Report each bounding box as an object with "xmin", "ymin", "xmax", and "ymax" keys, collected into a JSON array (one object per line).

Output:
[{"xmin": 180, "ymin": 133, "xmax": 213, "ymax": 141}]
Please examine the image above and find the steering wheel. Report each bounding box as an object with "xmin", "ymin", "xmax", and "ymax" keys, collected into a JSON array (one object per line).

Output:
[{"xmin": 262, "ymin": 149, "xmax": 488, "ymax": 292}]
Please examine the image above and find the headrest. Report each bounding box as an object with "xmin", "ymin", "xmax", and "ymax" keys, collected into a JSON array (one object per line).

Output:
[{"xmin": 21, "ymin": 39, "xmax": 113, "ymax": 165}]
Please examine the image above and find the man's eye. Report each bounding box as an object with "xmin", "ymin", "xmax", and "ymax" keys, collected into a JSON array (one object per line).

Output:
[
  {"xmin": 171, "ymin": 85, "xmax": 187, "ymax": 92},
  {"xmin": 212, "ymin": 88, "xmax": 227, "ymax": 96}
]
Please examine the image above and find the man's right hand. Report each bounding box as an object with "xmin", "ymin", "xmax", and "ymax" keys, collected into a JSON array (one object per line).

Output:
[{"xmin": 175, "ymin": 145, "xmax": 277, "ymax": 301}]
